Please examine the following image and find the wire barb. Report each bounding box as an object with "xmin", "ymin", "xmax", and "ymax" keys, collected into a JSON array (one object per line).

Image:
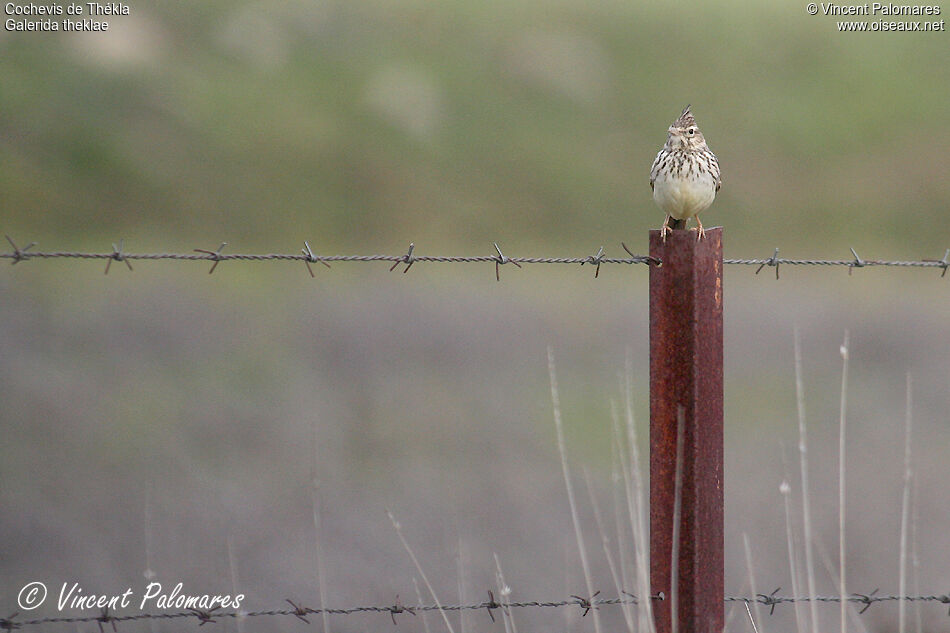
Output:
[
  {"xmin": 194, "ymin": 242, "xmax": 228, "ymax": 274},
  {"xmin": 5, "ymin": 236, "xmax": 36, "ymax": 265},
  {"xmin": 582, "ymin": 246, "xmax": 605, "ymax": 278},
  {"xmin": 301, "ymin": 241, "xmax": 331, "ymax": 277},
  {"xmin": 188, "ymin": 607, "xmax": 221, "ymax": 626},
  {"xmin": 484, "ymin": 590, "xmax": 500, "ymax": 622},
  {"xmin": 759, "ymin": 587, "xmax": 783, "ymax": 616},
  {"xmin": 851, "ymin": 589, "xmax": 879, "ymax": 614},
  {"xmin": 0, "ymin": 613, "xmax": 20, "ymax": 632},
  {"xmin": 96, "ymin": 608, "xmax": 117, "ymax": 633},
  {"xmin": 492, "ymin": 242, "xmax": 522, "ymax": 281},
  {"xmin": 620, "ymin": 590, "xmax": 665, "ymax": 605},
  {"xmin": 622, "ymin": 241, "xmax": 661, "ymax": 267},
  {"xmin": 104, "ymin": 240, "xmax": 133, "ymax": 275},
  {"xmin": 570, "ymin": 591, "xmax": 600, "ymax": 617},
  {"xmin": 923, "ymin": 248, "xmax": 950, "ymax": 278},
  {"xmin": 389, "ymin": 243, "xmax": 415, "ymax": 273},
  {"xmin": 285, "ymin": 599, "xmax": 312, "ymax": 623},
  {"xmin": 755, "ymin": 248, "xmax": 780, "ymax": 279},
  {"xmin": 387, "ymin": 596, "xmax": 415, "ymax": 625},
  {"xmin": 848, "ymin": 247, "xmax": 865, "ymax": 276}
]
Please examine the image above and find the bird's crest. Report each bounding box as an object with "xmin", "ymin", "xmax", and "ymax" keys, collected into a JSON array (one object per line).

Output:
[{"xmin": 673, "ymin": 104, "xmax": 696, "ymax": 129}]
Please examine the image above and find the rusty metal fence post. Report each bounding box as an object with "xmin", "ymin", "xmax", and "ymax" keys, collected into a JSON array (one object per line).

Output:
[{"xmin": 649, "ymin": 227, "xmax": 724, "ymax": 633}]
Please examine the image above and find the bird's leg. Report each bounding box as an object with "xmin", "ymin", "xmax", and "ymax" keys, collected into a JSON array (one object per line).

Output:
[
  {"xmin": 692, "ymin": 215, "xmax": 705, "ymax": 241},
  {"xmin": 661, "ymin": 215, "xmax": 672, "ymax": 242}
]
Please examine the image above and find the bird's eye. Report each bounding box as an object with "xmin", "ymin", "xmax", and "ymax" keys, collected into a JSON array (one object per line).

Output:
[{"xmin": 687, "ymin": 127, "xmax": 696, "ymax": 135}]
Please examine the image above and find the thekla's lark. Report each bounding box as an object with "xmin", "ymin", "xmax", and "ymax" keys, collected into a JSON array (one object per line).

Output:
[{"xmin": 649, "ymin": 105, "xmax": 721, "ymax": 240}]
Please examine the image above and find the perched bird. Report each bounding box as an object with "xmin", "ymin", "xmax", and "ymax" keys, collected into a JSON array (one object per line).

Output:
[{"xmin": 649, "ymin": 105, "xmax": 721, "ymax": 240}]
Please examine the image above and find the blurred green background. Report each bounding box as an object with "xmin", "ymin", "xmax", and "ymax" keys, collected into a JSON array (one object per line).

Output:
[
  {"xmin": 3, "ymin": 0, "xmax": 949, "ymax": 253},
  {"xmin": 2, "ymin": 2, "xmax": 949, "ymax": 632}
]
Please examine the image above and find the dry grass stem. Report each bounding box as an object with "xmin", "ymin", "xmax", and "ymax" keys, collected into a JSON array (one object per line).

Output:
[
  {"xmin": 794, "ymin": 328, "xmax": 819, "ymax": 633},
  {"xmin": 547, "ymin": 347, "xmax": 603, "ymax": 633},
  {"xmin": 388, "ymin": 511, "xmax": 456, "ymax": 633},
  {"xmin": 838, "ymin": 330, "xmax": 850, "ymax": 633}
]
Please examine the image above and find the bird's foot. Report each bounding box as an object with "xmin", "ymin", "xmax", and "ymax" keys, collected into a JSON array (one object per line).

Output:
[{"xmin": 689, "ymin": 217, "xmax": 706, "ymax": 241}]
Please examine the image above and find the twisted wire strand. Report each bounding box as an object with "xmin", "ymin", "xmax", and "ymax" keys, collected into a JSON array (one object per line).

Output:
[
  {"xmin": 2, "ymin": 241, "xmax": 948, "ymax": 273},
  {"xmin": 5, "ymin": 592, "xmax": 949, "ymax": 630},
  {"xmin": 725, "ymin": 258, "xmax": 946, "ymax": 268},
  {"xmin": 0, "ymin": 252, "xmax": 651, "ymax": 264}
]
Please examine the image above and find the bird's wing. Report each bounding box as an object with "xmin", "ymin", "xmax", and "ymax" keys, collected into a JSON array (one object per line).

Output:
[
  {"xmin": 649, "ymin": 151, "xmax": 663, "ymax": 191},
  {"xmin": 711, "ymin": 152, "xmax": 722, "ymax": 191}
]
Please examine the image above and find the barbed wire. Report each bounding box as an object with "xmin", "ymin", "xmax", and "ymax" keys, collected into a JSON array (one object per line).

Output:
[
  {"xmin": 3, "ymin": 591, "xmax": 948, "ymax": 630},
  {"xmin": 3, "ymin": 237, "xmax": 948, "ymax": 279}
]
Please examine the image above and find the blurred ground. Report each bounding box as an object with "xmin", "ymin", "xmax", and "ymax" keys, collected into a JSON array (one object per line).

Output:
[
  {"xmin": 2, "ymin": 1, "xmax": 949, "ymax": 632},
  {"xmin": 2, "ymin": 265, "xmax": 949, "ymax": 632}
]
